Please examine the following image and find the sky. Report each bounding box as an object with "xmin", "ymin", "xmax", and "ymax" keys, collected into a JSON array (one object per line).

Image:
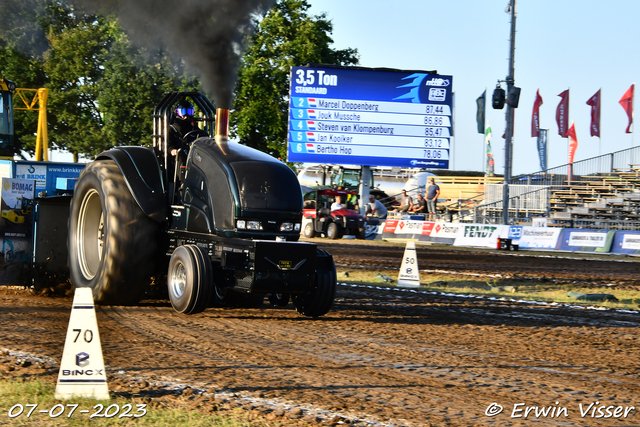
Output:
[{"xmin": 306, "ymin": 0, "xmax": 640, "ymax": 175}]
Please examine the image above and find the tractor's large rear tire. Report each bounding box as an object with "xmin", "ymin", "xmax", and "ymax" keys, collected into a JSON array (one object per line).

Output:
[
  {"xmin": 68, "ymin": 160, "xmax": 159, "ymax": 305},
  {"xmin": 293, "ymin": 250, "xmax": 337, "ymax": 317}
]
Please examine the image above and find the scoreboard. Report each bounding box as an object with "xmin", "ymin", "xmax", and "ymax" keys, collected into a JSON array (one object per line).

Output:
[{"xmin": 287, "ymin": 66, "xmax": 453, "ymax": 169}]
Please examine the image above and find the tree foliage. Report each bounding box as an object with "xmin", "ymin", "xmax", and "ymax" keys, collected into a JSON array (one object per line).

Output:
[
  {"xmin": 0, "ymin": 0, "xmax": 356, "ymax": 161},
  {"xmin": 0, "ymin": 0, "xmax": 198, "ymax": 159},
  {"xmin": 231, "ymin": 0, "xmax": 358, "ymax": 159}
]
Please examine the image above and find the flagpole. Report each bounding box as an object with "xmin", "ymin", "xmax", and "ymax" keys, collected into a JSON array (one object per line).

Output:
[
  {"xmin": 483, "ymin": 87, "xmax": 487, "ymax": 173},
  {"xmin": 600, "ymin": 88, "xmax": 602, "ymax": 156},
  {"xmin": 568, "ymin": 86, "xmax": 570, "ymax": 167}
]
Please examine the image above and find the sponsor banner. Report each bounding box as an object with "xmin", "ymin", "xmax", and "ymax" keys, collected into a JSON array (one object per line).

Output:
[
  {"xmin": 454, "ymin": 224, "xmax": 507, "ymax": 248},
  {"xmin": 557, "ymin": 229, "xmax": 615, "ymax": 252},
  {"xmin": 421, "ymin": 222, "xmax": 435, "ymax": 236},
  {"xmin": 393, "ymin": 220, "xmax": 425, "ymax": 235},
  {"xmin": 507, "ymin": 226, "xmax": 523, "ymax": 240},
  {"xmin": 383, "ymin": 220, "xmax": 398, "ymax": 233},
  {"xmin": 0, "ymin": 178, "xmax": 35, "ymax": 285},
  {"xmin": 513, "ymin": 226, "xmax": 562, "ymax": 249},
  {"xmin": 430, "ymin": 222, "xmax": 461, "ymax": 240},
  {"xmin": 610, "ymin": 231, "xmax": 640, "ymax": 254}
]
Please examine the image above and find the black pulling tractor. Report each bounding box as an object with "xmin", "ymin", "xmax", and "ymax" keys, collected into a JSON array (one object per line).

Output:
[{"xmin": 67, "ymin": 92, "xmax": 336, "ymax": 316}]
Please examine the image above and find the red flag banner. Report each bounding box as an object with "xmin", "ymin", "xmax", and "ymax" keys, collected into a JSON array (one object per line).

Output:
[
  {"xmin": 531, "ymin": 89, "xmax": 543, "ymax": 137},
  {"xmin": 619, "ymin": 84, "xmax": 634, "ymax": 133},
  {"xmin": 586, "ymin": 89, "xmax": 601, "ymax": 137},
  {"xmin": 556, "ymin": 90, "xmax": 569, "ymax": 137},
  {"xmin": 567, "ymin": 121, "xmax": 578, "ymax": 164}
]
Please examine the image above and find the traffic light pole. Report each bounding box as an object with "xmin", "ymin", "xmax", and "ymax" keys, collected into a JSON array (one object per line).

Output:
[{"xmin": 502, "ymin": 0, "xmax": 517, "ymax": 225}]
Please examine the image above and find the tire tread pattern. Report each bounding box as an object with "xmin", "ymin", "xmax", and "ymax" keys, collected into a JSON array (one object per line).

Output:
[{"xmin": 69, "ymin": 160, "xmax": 158, "ymax": 305}]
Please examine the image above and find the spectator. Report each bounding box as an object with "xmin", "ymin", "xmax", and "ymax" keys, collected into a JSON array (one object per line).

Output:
[
  {"xmin": 331, "ymin": 195, "xmax": 343, "ymax": 211},
  {"xmin": 366, "ymin": 195, "xmax": 388, "ymax": 219},
  {"xmin": 426, "ymin": 177, "xmax": 440, "ymax": 221},
  {"xmin": 410, "ymin": 194, "xmax": 426, "ymax": 215},
  {"xmin": 394, "ymin": 189, "xmax": 413, "ymax": 212}
]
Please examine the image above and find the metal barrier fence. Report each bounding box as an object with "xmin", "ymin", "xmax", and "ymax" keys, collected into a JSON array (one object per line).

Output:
[
  {"xmin": 470, "ymin": 186, "xmax": 550, "ymax": 224},
  {"xmin": 512, "ymin": 146, "xmax": 640, "ymax": 185}
]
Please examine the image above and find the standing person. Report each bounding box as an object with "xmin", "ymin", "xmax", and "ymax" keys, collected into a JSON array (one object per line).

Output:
[
  {"xmin": 426, "ymin": 177, "xmax": 440, "ymax": 221},
  {"xmin": 394, "ymin": 189, "xmax": 413, "ymax": 212},
  {"xmin": 366, "ymin": 195, "xmax": 388, "ymax": 219}
]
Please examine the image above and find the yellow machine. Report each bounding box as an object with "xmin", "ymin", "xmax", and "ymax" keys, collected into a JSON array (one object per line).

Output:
[
  {"xmin": 1, "ymin": 209, "xmax": 25, "ymax": 224},
  {"xmin": 0, "ymin": 78, "xmax": 49, "ymax": 161}
]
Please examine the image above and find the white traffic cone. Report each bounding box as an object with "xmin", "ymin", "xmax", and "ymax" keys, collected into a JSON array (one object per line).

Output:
[
  {"xmin": 397, "ymin": 241, "xmax": 421, "ymax": 288},
  {"xmin": 55, "ymin": 287, "xmax": 109, "ymax": 400}
]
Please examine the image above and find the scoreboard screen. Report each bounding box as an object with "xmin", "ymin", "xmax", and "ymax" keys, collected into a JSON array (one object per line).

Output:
[{"xmin": 287, "ymin": 66, "xmax": 453, "ymax": 169}]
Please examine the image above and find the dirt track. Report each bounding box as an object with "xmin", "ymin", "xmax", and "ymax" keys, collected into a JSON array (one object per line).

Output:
[{"xmin": 2, "ymin": 241, "xmax": 640, "ymax": 426}]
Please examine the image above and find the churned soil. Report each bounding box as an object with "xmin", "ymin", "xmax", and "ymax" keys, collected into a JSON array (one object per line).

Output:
[{"xmin": 1, "ymin": 241, "xmax": 640, "ymax": 426}]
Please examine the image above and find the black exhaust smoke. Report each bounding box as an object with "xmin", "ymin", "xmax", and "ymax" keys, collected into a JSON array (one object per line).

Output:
[{"xmin": 74, "ymin": 0, "xmax": 275, "ymax": 109}]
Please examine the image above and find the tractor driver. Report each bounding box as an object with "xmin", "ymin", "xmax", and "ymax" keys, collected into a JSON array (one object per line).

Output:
[
  {"xmin": 168, "ymin": 100, "xmax": 201, "ymax": 182},
  {"xmin": 169, "ymin": 99, "xmax": 199, "ymax": 158}
]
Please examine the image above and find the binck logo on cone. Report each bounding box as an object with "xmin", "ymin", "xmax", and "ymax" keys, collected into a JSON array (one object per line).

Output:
[
  {"xmin": 55, "ymin": 288, "xmax": 109, "ymax": 400},
  {"xmin": 397, "ymin": 241, "xmax": 421, "ymax": 288}
]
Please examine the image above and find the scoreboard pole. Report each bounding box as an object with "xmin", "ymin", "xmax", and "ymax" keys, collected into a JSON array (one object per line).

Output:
[{"xmin": 359, "ymin": 166, "xmax": 371, "ymax": 216}]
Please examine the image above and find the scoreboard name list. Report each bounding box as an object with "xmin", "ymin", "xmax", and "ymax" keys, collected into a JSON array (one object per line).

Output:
[{"xmin": 287, "ymin": 67, "xmax": 453, "ymax": 168}]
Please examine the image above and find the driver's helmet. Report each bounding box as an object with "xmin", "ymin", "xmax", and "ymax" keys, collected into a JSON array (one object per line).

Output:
[{"xmin": 175, "ymin": 100, "xmax": 195, "ymax": 121}]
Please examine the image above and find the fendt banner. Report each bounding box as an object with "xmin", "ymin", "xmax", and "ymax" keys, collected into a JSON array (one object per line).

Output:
[{"xmin": 287, "ymin": 66, "xmax": 453, "ymax": 168}]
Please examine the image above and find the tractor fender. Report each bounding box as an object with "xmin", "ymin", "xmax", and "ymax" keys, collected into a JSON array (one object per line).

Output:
[{"xmin": 95, "ymin": 146, "xmax": 166, "ymax": 222}]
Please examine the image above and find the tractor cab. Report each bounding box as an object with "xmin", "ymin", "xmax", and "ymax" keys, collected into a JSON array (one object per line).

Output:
[
  {"xmin": 302, "ymin": 188, "xmax": 365, "ymax": 240},
  {"xmin": 152, "ymin": 92, "xmax": 303, "ymax": 240},
  {"xmin": 152, "ymin": 92, "xmax": 215, "ymax": 199}
]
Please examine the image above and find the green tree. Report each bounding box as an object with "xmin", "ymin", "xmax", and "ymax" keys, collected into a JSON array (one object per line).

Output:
[
  {"xmin": 1, "ymin": 0, "xmax": 200, "ymax": 160},
  {"xmin": 0, "ymin": 0, "xmax": 50, "ymax": 157},
  {"xmin": 231, "ymin": 0, "xmax": 358, "ymax": 159}
]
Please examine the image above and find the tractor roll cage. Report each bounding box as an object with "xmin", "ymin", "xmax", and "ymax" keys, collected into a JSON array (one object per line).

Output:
[{"xmin": 152, "ymin": 91, "xmax": 217, "ymax": 179}]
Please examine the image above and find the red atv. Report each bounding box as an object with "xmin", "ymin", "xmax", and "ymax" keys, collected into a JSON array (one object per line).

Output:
[{"xmin": 302, "ymin": 188, "xmax": 365, "ymax": 240}]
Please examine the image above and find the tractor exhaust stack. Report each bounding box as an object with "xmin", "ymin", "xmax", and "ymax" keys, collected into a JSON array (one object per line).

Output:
[{"xmin": 215, "ymin": 108, "xmax": 230, "ymax": 144}]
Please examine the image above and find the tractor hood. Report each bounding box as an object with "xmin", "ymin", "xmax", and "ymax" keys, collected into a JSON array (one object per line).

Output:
[{"xmin": 184, "ymin": 138, "xmax": 303, "ymax": 234}]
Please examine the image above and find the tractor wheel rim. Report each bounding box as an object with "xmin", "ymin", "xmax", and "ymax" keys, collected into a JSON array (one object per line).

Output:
[
  {"xmin": 77, "ymin": 189, "xmax": 103, "ymax": 280},
  {"xmin": 170, "ymin": 262, "xmax": 187, "ymax": 299}
]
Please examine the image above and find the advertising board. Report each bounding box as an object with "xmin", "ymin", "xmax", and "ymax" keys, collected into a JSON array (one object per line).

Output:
[
  {"xmin": 512, "ymin": 226, "xmax": 562, "ymax": 249},
  {"xmin": 610, "ymin": 230, "xmax": 640, "ymax": 255},
  {"xmin": 287, "ymin": 66, "xmax": 453, "ymax": 168},
  {"xmin": 454, "ymin": 224, "xmax": 506, "ymax": 248},
  {"xmin": 557, "ymin": 229, "xmax": 616, "ymax": 252}
]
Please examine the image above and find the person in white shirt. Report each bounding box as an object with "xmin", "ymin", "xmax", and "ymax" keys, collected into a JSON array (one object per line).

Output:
[
  {"xmin": 366, "ymin": 195, "xmax": 388, "ymax": 219},
  {"xmin": 331, "ymin": 195, "xmax": 343, "ymax": 212}
]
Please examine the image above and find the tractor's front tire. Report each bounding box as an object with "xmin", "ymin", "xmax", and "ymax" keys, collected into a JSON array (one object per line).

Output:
[
  {"xmin": 68, "ymin": 160, "xmax": 158, "ymax": 305},
  {"xmin": 167, "ymin": 245, "xmax": 212, "ymax": 314},
  {"xmin": 293, "ymin": 250, "xmax": 337, "ymax": 317}
]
